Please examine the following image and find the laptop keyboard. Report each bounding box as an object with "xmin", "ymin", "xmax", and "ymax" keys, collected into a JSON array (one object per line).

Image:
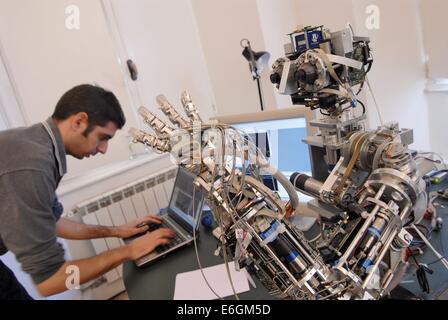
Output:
[
  {"xmin": 155, "ymin": 235, "xmax": 185, "ymax": 253},
  {"xmin": 149, "ymin": 220, "xmax": 188, "ymax": 254}
]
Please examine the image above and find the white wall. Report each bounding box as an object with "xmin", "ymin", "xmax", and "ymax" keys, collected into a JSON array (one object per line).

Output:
[
  {"xmin": 256, "ymin": 0, "xmax": 300, "ymax": 108},
  {"xmin": 109, "ymin": 0, "xmax": 217, "ymax": 123},
  {"xmin": 191, "ymin": 0, "xmax": 277, "ymax": 116},
  {"xmin": 419, "ymin": 0, "xmax": 448, "ymax": 79},
  {"xmin": 351, "ymin": 0, "xmax": 431, "ymax": 152},
  {"xmin": 0, "ymin": 0, "xmax": 138, "ymax": 179},
  {"xmin": 0, "ymin": 101, "xmax": 7, "ymax": 130},
  {"xmin": 294, "ymin": 0, "xmax": 356, "ymax": 30},
  {"xmin": 418, "ymin": 0, "xmax": 448, "ymax": 159},
  {"xmin": 425, "ymin": 92, "xmax": 448, "ymax": 159},
  {"xmin": 0, "ymin": 46, "xmax": 27, "ymax": 128}
]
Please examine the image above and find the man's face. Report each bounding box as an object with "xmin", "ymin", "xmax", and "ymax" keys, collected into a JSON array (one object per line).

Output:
[{"xmin": 70, "ymin": 121, "xmax": 118, "ymax": 159}]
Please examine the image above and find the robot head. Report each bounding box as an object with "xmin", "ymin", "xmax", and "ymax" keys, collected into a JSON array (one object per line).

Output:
[{"xmin": 270, "ymin": 26, "xmax": 372, "ymax": 112}]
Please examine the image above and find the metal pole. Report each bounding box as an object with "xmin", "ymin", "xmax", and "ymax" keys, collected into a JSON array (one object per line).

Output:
[{"xmin": 256, "ymin": 77, "xmax": 264, "ymax": 111}]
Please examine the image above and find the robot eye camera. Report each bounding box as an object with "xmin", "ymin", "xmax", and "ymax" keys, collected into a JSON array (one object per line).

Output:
[{"xmin": 270, "ymin": 25, "xmax": 372, "ymax": 110}]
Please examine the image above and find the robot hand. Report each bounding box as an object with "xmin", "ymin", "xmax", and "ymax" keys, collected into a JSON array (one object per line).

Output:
[{"xmin": 129, "ymin": 91, "xmax": 303, "ymax": 219}]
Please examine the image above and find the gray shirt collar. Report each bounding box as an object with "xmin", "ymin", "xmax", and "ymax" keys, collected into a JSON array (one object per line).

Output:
[{"xmin": 41, "ymin": 117, "xmax": 67, "ymax": 177}]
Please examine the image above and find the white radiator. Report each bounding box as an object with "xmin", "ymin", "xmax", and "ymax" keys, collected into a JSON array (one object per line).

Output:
[{"xmin": 68, "ymin": 167, "xmax": 177, "ymax": 287}]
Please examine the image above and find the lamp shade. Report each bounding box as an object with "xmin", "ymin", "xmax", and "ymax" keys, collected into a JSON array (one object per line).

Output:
[{"xmin": 242, "ymin": 46, "xmax": 271, "ymax": 75}]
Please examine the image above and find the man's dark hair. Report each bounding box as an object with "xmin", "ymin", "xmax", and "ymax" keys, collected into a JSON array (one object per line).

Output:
[{"xmin": 52, "ymin": 84, "xmax": 126, "ymax": 135}]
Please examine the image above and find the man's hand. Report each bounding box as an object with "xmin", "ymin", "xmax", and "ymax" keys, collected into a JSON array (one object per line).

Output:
[
  {"xmin": 114, "ymin": 215, "xmax": 163, "ymax": 239},
  {"xmin": 37, "ymin": 223, "xmax": 174, "ymax": 297},
  {"xmin": 127, "ymin": 228, "xmax": 175, "ymax": 260}
]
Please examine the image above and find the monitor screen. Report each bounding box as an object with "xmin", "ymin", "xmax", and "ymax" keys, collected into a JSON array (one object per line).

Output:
[
  {"xmin": 245, "ymin": 132, "xmax": 271, "ymax": 158},
  {"xmin": 261, "ymin": 175, "xmax": 278, "ymax": 191},
  {"xmin": 168, "ymin": 168, "xmax": 204, "ymax": 229},
  {"xmin": 233, "ymin": 117, "xmax": 311, "ymax": 199}
]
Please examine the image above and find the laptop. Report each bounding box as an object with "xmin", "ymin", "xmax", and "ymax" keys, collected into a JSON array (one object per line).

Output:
[{"xmin": 126, "ymin": 168, "xmax": 205, "ymax": 267}]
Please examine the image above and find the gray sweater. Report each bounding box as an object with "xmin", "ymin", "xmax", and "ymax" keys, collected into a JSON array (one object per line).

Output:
[{"xmin": 0, "ymin": 118, "xmax": 67, "ymax": 284}]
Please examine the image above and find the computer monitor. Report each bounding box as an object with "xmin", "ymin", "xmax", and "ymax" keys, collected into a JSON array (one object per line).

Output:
[
  {"xmin": 212, "ymin": 107, "xmax": 315, "ymax": 199},
  {"xmin": 245, "ymin": 132, "xmax": 271, "ymax": 158}
]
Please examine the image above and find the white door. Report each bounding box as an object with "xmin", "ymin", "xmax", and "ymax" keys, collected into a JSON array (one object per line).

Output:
[{"xmin": 104, "ymin": 0, "xmax": 217, "ymax": 124}]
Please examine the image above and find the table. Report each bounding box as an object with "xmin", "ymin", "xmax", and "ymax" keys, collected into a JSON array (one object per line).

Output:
[{"xmin": 123, "ymin": 223, "xmax": 274, "ymax": 300}]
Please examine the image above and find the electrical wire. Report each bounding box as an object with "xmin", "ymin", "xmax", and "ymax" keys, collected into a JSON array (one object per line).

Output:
[
  {"xmin": 411, "ymin": 224, "xmax": 448, "ymax": 271},
  {"xmin": 365, "ymin": 76, "xmax": 384, "ymax": 125},
  {"xmin": 196, "ymin": 125, "xmax": 259, "ymax": 300},
  {"xmin": 405, "ymin": 224, "xmax": 432, "ymax": 251},
  {"xmin": 427, "ymin": 256, "xmax": 448, "ymax": 266},
  {"xmin": 417, "ymin": 152, "xmax": 447, "ymax": 170},
  {"xmin": 320, "ymin": 284, "xmax": 354, "ymax": 300},
  {"xmin": 192, "ymin": 183, "xmax": 223, "ymax": 300},
  {"xmin": 356, "ymin": 99, "xmax": 366, "ymax": 116},
  {"xmin": 412, "ymin": 255, "xmax": 431, "ymax": 294},
  {"xmin": 218, "ymin": 200, "xmax": 240, "ymax": 300},
  {"xmin": 218, "ymin": 127, "xmax": 241, "ymax": 300},
  {"xmin": 415, "ymin": 156, "xmax": 443, "ymax": 172}
]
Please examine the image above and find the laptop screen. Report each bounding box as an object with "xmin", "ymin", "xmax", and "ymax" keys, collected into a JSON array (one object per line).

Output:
[{"xmin": 167, "ymin": 168, "xmax": 204, "ymax": 232}]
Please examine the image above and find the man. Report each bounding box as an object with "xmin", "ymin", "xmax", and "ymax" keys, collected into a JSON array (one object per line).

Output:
[{"xmin": 0, "ymin": 84, "xmax": 174, "ymax": 299}]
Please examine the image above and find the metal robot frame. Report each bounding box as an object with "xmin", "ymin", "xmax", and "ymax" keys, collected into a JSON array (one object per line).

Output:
[{"xmin": 128, "ymin": 25, "xmax": 445, "ymax": 300}]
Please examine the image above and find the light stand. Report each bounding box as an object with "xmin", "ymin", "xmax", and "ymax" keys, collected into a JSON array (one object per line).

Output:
[{"xmin": 241, "ymin": 39, "xmax": 270, "ymax": 112}]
